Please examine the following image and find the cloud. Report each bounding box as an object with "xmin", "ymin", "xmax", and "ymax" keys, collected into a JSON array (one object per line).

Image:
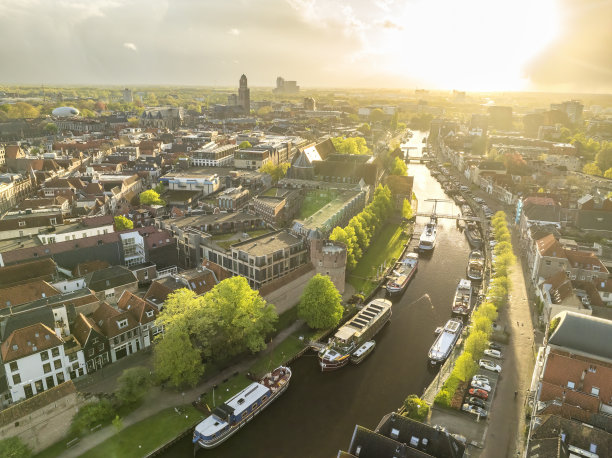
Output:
[
  {"xmin": 379, "ymin": 19, "xmax": 403, "ymax": 30},
  {"xmin": 123, "ymin": 42, "xmax": 138, "ymax": 52},
  {"xmin": 228, "ymin": 28, "xmax": 240, "ymax": 35}
]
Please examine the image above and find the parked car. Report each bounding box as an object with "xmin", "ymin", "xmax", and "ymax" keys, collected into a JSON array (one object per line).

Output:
[
  {"xmin": 484, "ymin": 349, "xmax": 502, "ymax": 359},
  {"xmin": 488, "ymin": 342, "xmax": 503, "ymax": 351},
  {"xmin": 451, "ymin": 433, "xmax": 468, "ymax": 445},
  {"xmin": 474, "ymin": 197, "xmax": 485, "ymax": 204},
  {"xmin": 470, "ymin": 379, "xmax": 492, "ymax": 392},
  {"xmin": 479, "ymin": 359, "xmax": 502, "ymax": 373},
  {"xmin": 462, "ymin": 404, "xmax": 488, "ymax": 418},
  {"xmin": 468, "ymin": 388, "xmax": 489, "ymax": 400},
  {"xmin": 472, "ymin": 375, "xmax": 491, "ymax": 384},
  {"xmin": 467, "ymin": 396, "xmax": 486, "ymax": 408}
]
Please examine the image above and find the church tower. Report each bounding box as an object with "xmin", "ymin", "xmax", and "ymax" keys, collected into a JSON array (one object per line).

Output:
[{"xmin": 238, "ymin": 74, "xmax": 250, "ymax": 114}]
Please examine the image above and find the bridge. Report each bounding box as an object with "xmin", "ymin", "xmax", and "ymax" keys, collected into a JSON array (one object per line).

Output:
[
  {"xmin": 414, "ymin": 212, "xmax": 486, "ymax": 224},
  {"xmin": 405, "ymin": 156, "xmax": 434, "ymax": 163}
]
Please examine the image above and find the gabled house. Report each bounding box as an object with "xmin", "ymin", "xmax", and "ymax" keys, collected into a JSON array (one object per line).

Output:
[
  {"xmin": 519, "ymin": 197, "xmax": 562, "ymax": 240},
  {"xmin": 0, "ymin": 280, "xmax": 61, "ymax": 312},
  {"xmin": 72, "ymin": 313, "xmax": 110, "ymax": 374},
  {"xmin": 84, "ymin": 265, "xmax": 138, "ymax": 304},
  {"xmin": 538, "ymin": 271, "xmax": 592, "ymax": 319},
  {"xmin": 1, "ymin": 323, "xmax": 71, "ymax": 402},
  {"xmin": 91, "ymin": 302, "xmax": 141, "ymax": 362},
  {"xmin": 117, "ymin": 291, "xmax": 161, "ymax": 347}
]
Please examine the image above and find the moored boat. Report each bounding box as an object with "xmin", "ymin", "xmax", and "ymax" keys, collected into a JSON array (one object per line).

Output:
[
  {"xmin": 319, "ymin": 298, "xmax": 392, "ymax": 371},
  {"xmin": 428, "ymin": 319, "xmax": 463, "ymax": 365},
  {"xmin": 385, "ymin": 253, "xmax": 419, "ymax": 295},
  {"xmin": 350, "ymin": 340, "xmax": 376, "ymax": 364},
  {"xmin": 465, "ymin": 222, "xmax": 482, "ymax": 248},
  {"xmin": 193, "ymin": 366, "xmax": 291, "ymax": 450},
  {"xmin": 419, "ymin": 216, "xmax": 437, "ymax": 252},
  {"xmin": 452, "ymin": 278, "xmax": 473, "ymax": 316},
  {"xmin": 466, "ymin": 250, "xmax": 484, "ymax": 281}
]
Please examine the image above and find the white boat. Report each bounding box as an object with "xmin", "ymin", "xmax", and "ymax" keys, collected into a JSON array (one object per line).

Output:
[
  {"xmin": 452, "ymin": 278, "xmax": 473, "ymax": 316},
  {"xmin": 385, "ymin": 253, "xmax": 419, "ymax": 295},
  {"xmin": 428, "ymin": 319, "xmax": 463, "ymax": 365},
  {"xmin": 192, "ymin": 366, "xmax": 291, "ymax": 449},
  {"xmin": 466, "ymin": 250, "xmax": 484, "ymax": 281},
  {"xmin": 419, "ymin": 216, "xmax": 437, "ymax": 251},
  {"xmin": 350, "ymin": 340, "xmax": 376, "ymax": 364}
]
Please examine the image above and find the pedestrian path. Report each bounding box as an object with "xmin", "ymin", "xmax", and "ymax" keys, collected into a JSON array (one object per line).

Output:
[{"xmin": 59, "ymin": 320, "xmax": 304, "ymax": 458}]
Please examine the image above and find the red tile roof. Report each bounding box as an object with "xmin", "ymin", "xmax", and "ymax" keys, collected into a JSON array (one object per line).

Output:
[
  {"xmin": 0, "ymin": 281, "xmax": 61, "ymax": 309},
  {"xmin": 91, "ymin": 302, "xmax": 138, "ymax": 338},
  {"xmin": 117, "ymin": 291, "xmax": 158, "ymax": 324},
  {"xmin": 0, "ymin": 323, "xmax": 63, "ymax": 362}
]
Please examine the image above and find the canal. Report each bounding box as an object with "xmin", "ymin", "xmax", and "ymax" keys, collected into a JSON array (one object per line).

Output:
[{"xmin": 162, "ymin": 131, "xmax": 472, "ymax": 457}]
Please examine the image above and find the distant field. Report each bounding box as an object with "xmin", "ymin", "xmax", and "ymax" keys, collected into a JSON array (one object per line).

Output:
[{"xmin": 297, "ymin": 191, "xmax": 336, "ymax": 220}]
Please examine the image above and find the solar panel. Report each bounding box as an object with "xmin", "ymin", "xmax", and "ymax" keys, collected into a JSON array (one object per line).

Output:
[
  {"xmin": 369, "ymin": 304, "xmax": 383, "ymax": 311},
  {"xmin": 354, "ymin": 319, "xmax": 370, "ymax": 327},
  {"xmin": 361, "ymin": 311, "xmax": 376, "ymax": 318},
  {"xmin": 349, "ymin": 322, "xmax": 365, "ymax": 329}
]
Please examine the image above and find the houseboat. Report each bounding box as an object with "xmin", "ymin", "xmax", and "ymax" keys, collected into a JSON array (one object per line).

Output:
[
  {"xmin": 428, "ymin": 319, "xmax": 463, "ymax": 365},
  {"xmin": 319, "ymin": 298, "xmax": 392, "ymax": 371},
  {"xmin": 466, "ymin": 250, "xmax": 484, "ymax": 281},
  {"xmin": 465, "ymin": 222, "xmax": 482, "ymax": 249},
  {"xmin": 419, "ymin": 216, "xmax": 437, "ymax": 252},
  {"xmin": 451, "ymin": 278, "xmax": 473, "ymax": 316},
  {"xmin": 385, "ymin": 253, "xmax": 419, "ymax": 295},
  {"xmin": 193, "ymin": 366, "xmax": 291, "ymax": 449},
  {"xmin": 350, "ymin": 341, "xmax": 376, "ymax": 365}
]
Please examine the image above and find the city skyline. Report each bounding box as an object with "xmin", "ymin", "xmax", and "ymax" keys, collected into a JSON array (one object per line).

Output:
[{"xmin": 0, "ymin": 0, "xmax": 611, "ymax": 93}]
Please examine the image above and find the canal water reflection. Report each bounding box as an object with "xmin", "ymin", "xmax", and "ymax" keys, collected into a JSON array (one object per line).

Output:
[{"xmin": 162, "ymin": 131, "xmax": 472, "ymax": 457}]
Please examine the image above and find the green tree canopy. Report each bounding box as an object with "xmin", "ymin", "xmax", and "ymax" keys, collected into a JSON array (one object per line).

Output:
[
  {"xmin": 43, "ymin": 122, "xmax": 58, "ymax": 134},
  {"xmin": 402, "ymin": 199, "xmax": 413, "ymax": 220},
  {"xmin": 239, "ymin": 141, "xmax": 252, "ymax": 149},
  {"xmin": 454, "ymin": 351, "xmax": 478, "ymax": 382},
  {"xmin": 464, "ymin": 330, "xmax": 489, "ymax": 359},
  {"xmin": 114, "ymin": 215, "xmax": 133, "ymax": 230},
  {"xmin": 331, "ymin": 136, "xmax": 370, "ymax": 155},
  {"xmin": 401, "ymin": 395, "xmax": 430, "ymax": 421},
  {"xmin": 115, "ymin": 366, "xmax": 151, "ymax": 406},
  {"xmin": 329, "ymin": 226, "xmax": 357, "ymax": 269},
  {"xmin": 154, "ymin": 329, "xmax": 204, "ymax": 388},
  {"xmin": 369, "ymin": 108, "xmax": 385, "ymax": 123},
  {"xmin": 259, "ymin": 162, "xmax": 291, "ymax": 182},
  {"xmin": 596, "ymin": 143, "xmax": 612, "ymax": 172},
  {"xmin": 0, "ymin": 437, "xmax": 32, "ymax": 458},
  {"xmin": 583, "ymin": 162, "xmax": 603, "ymax": 176},
  {"xmin": 298, "ymin": 274, "xmax": 344, "ymax": 329},
  {"xmin": 70, "ymin": 400, "xmax": 115, "ymax": 436},
  {"xmin": 390, "ymin": 156, "xmax": 407, "ymax": 176},
  {"xmin": 139, "ymin": 189, "xmax": 165, "ymax": 206},
  {"xmin": 604, "ymin": 168, "xmax": 612, "ymax": 179}
]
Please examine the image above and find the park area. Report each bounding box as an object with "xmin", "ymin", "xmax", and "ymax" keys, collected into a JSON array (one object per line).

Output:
[
  {"xmin": 347, "ymin": 222, "xmax": 411, "ymax": 296},
  {"xmin": 297, "ymin": 190, "xmax": 337, "ymax": 220}
]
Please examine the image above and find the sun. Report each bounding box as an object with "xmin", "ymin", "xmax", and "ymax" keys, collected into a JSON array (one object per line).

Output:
[{"xmin": 369, "ymin": 0, "xmax": 560, "ymax": 91}]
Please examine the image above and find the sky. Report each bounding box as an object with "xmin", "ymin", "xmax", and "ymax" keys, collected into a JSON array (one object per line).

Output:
[{"xmin": 0, "ymin": 0, "xmax": 610, "ymax": 92}]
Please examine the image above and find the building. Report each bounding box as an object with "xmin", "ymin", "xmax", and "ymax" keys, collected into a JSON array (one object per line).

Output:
[
  {"xmin": 72, "ymin": 313, "xmax": 110, "ymax": 374},
  {"xmin": 217, "ymin": 186, "xmax": 250, "ymax": 211},
  {"xmin": 551, "ymin": 100, "xmax": 584, "ymax": 124},
  {"xmin": 274, "ymin": 77, "xmax": 300, "ymax": 94},
  {"xmin": 252, "ymin": 188, "xmax": 301, "ymax": 225},
  {"xmin": 160, "ymin": 171, "xmax": 222, "ymax": 195},
  {"xmin": 0, "ymin": 173, "xmax": 33, "ymax": 214},
  {"xmin": 122, "ymin": 88, "xmax": 133, "ymax": 103},
  {"xmin": 117, "ymin": 291, "xmax": 161, "ymax": 347},
  {"xmin": 203, "ymin": 230, "xmax": 308, "ymax": 289},
  {"xmin": 90, "ymin": 302, "xmax": 141, "ymax": 363},
  {"xmin": 238, "ymin": 74, "xmax": 250, "ymax": 114},
  {"xmin": 303, "ymin": 97, "xmax": 316, "ymax": 111},
  {"xmin": 531, "ymin": 312, "xmax": 612, "ymax": 427},
  {"xmin": 310, "ymin": 239, "xmax": 347, "ymax": 294},
  {"xmin": 190, "ymin": 144, "xmax": 237, "ymax": 167},
  {"xmin": 140, "ymin": 107, "xmax": 184, "ymax": 129},
  {"xmin": 83, "ymin": 265, "xmax": 139, "ymax": 304}
]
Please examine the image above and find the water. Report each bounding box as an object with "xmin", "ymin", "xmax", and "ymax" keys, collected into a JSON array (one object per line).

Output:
[{"xmin": 162, "ymin": 131, "xmax": 472, "ymax": 457}]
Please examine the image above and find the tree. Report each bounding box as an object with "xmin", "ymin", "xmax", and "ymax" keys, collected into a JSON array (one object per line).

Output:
[
  {"xmin": 114, "ymin": 215, "xmax": 133, "ymax": 230},
  {"xmin": 369, "ymin": 108, "xmax": 385, "ymax": 123},
  {"xmin": 115, "ymin": 366, "xmax": 151, "ymax": 405},
  {"xmin": 0, "ymin": 437, "xmax": 32, "ymax": 458},
  {"xmin": 401, "ymin": 395, "xmax": 429, "ymax": 421},
  {"xmin": 329, "ymin": 226, "xmax": 357, "ymax": 269},
  {"xmin": 605, "ymin": 168, "xmax": 612, "ymax": 179},
  {"xmin": 331, "ymin": 137, "xmax": 370, "ymax": 155},
  {"xmin": 503, "ymin": 153, "xmax": 529, "ymax": 175},
  {"xmin": 259, "ymin": 162, "xmax": 290, "ymax": 182},
  {"xmin": 454, "ymin": 351, "xmax": 478, "ymax": 382},
  {"xmin": 348, "ymin": 216, "xmax": 369, "ymax": 251},
  {"xmin": 154, "ymin": 330, "xmax": 204, "ymax": 388},
  {"xmin": 70, "ymin": 400, "xmax": 116, "ymax": 436},
  {"xmin": 390, "ymin": 156, "xmax": 407, "ymax": 176},
  {"xmin": 473, "ymin": 302, "xmax": 498, "ymax": 324},
  {"xmin": 153, "ymin": 182, "xmax": 165, "ymax": 194},
  {"xmin": 298, "ymin": 274, "xmax": 343, "ymax": 329},
  {"xmin": 139, "ymin": 189, "xmax": 165, "ymax": 206},
  {"xmin": 359, "ymin": 123, "xmax": 371, "ymax": 136},
  {"xmin": 464, "ymin": 330, "xmax": 489, "ymax": 358},
  {"xmin": 583, "ymin": 162, "xmax": 603, "ymax": 176},
  {"xmin": 390, "ymin": 112, "xmax": 399, "ymax": 131},
  {"xmin": 473, "ymin": 315, "xmax": 493, "ymax": 336},
  {"xmin": 595, "ymin": 143, "xmax": 612, "ymax": 172},
  {"xmin": 239, "ymin": 141, "xmax": 252, "ymax": 149},
  {"xmin": 402, "ymin": 199, "xmax": 413, "ymax": 220},
  {"xmin": 112, "ymin": 415, "xmax": 123, "ymax": 432},
  {"xmin": 257, "ymin": 106, "xmax": 272, "ymax": 116},
  {"xmin": 43, "ymin": 122, "xmax": 58, "ymax": 134}
]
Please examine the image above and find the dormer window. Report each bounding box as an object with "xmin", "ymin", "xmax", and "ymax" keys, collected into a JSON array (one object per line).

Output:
[
  {"xmin": 146, "ymin": 310, "xmax": 154, "ymax": 318},
  {"xmin": 12, "ymin": 344, "xmax": 18, "ymax": 351},
  {"xmin": 117, "ymin": 319, "xmax": 128, "ymax": 329}
]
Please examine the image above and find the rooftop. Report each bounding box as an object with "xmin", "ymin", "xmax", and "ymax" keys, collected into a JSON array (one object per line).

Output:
[
  {"xmin": 549, "ymin": 311, "xmax": 612, "ymax": 362},
  {"xmin": 232, "ymin": 230, "xmax": 302, "ymax": 257}
]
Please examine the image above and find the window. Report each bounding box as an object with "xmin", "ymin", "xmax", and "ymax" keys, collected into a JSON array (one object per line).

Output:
[
  {"xmin": 589, "ymin": 365, "xmax": 597, "ymax": 373},
  {"xmin": 53, "ymin": 359, "xmax": 62, "ymax": 370},
  {"xmin": 88, "ymin": 348, "xmax": 94, "ymax": 357},
  {"xmin": 40, "ymin": 351, "xmax": 49, "ymax": 361},
  {"xmin": 68, "ymin": 353, "xmax": 78, "ymax": 362},
  {"xmin": 9, "ymin": 362, "xmax": 18, "ymax": 372},
  {"xmin": 97, "ymin": 343, "xmax": 104, "ymax": 351},
  {"xmin": 567, "ymin": 381, "xmax": 575, "ymax": 389},
  {"xmin": 146, "ymin": 310, "xmax": 154, "ymax": 318},
  {"xmin": 591, "ymin": 387, "xmax": 600, "ymax": 396},
  {"xmin": 51, "ymin": 347, "xmax": 59, "ymax": 358},
  {"xmin": 50, "ymin": 218, "xmax": 57, "ymax": 225},
  {"xmin": 57, "ymin": 372, "xmax": 65, "ymax": 383},
  {"xmin": 43, "ymin": 363, "xmax": 51, "ymax": 374},
  {"xmin": 12, "ymin": 374, "xmax": 21, "ymax": 384},
  {"xmin": 18, "ymin": 221, "xmax": 25, "ymax": 227},
  {"xmin": 118, "ymin": 319, "xmax": 128, "ymax": 329}
]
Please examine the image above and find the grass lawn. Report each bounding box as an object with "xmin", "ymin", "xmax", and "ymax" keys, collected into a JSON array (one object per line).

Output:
[
  {"xmin": 297, "ymin": 191, "xmax": 336, "ymax": 220},
  {"xmin": 81, "ymin": 405, "xmax": 204, "ymax": 458},
  {"xmin": 249, "ymin": 328, "xmax": 310, "ymax": 378},
  {"xmin": 274, "ymin": 306, "xmax": 299, "ymax": 334},
  {"xmin": 35, "ymin": 439, "xmax": 73, "ymax": 458},
  {"xmin": 198, "ymin": 374, "xmax": 252, "ymax": 411},
  {"xmin": 347, "ymin": 222, "xmax": 410, "ymax": 296}
]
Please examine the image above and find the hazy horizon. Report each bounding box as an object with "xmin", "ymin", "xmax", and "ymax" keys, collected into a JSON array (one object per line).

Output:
[{"xmin": 1, "ymin": 0, "xmax": 611, "ymax": 93}]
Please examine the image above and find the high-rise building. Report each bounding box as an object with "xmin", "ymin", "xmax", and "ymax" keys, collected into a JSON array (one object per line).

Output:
[
  {"xmin": 238, "ymin": 74, "xmax": 250, "ymax": 114},
  {"xmin": 303, "ymin": 97, "xmax": 316, "ymax": 111},
  {"xmin": 551, "ymin": 100, "xmax": 583, "ymax": 124},
  {"xmin": 274, "ymin": 76, "xmax": 300, "ymax": 94},
  {"xmin": 122, "ymin": 88, "xmax": 133, "ymax": 103}
]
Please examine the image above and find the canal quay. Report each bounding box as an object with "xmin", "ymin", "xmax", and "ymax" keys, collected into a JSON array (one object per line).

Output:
[{"xmin": 163, "ymin": 131, "xmax": 475, "ymax": 457}]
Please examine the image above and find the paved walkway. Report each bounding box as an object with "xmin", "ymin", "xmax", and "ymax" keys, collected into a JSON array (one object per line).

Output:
[
  {"xmin": 60, "ymin": 319, "xmax": 305, "ymax": 458},
  {"xmin": 480, "ymin": 227, "xmax": 536, "ymax": 458}
]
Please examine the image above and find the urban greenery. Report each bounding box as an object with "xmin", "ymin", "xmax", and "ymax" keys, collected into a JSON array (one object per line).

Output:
[
  {"xmin": 297, "ymin": 190, "xmax": 336, "ymax": 220},
  {"xmin": 69, "ymin": 399, "xmax": 116, "ymax": 436},
  {"xmin": 401, "ymin": 395, "xmax": 430, "ymax": 421},
  {"xmin": 259, "ymin": 162, "xmax": 290, "ymax": 182},
  {"xmin": 154, "ymin": 277, "xmax": 278, "ymax": 388},
  {"xmin": 331, "ymin": 136, "xmax": 370, "ymax": 155},
  {"xmin": 390, "ymin": 156, "xmax": 408, "ymax": 176},
  {"xmin": 0, "ymin": 436, "xmax": 32, "ymax": 458},
  {"xmin": 298, "ymin": 274, "xmax": 343, "ymax": 329},
  {"xmin": 139, "ymin": 189, "xmax": 165, "ymax": 206},
  {"xmin": 115, "ymin": 367, "xmax": 151, "ymax": 406},
  {"xmin": 114, "ymin": 215, "xmax": 133, "ymax": 230}
]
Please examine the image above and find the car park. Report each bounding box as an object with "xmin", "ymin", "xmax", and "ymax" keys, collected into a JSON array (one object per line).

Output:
[
  {"xmin": 470, "ymin": 380, "xmax": 492, "ymax": 392},
  {"xmin": 472, "ymin": 375, "xmax": 491, "ymax": 384},
  {"xmin": 488, "ymin": 342, "xmax": 502, "ymax": 351},
  {"xmin": 468, "ymin": 388, "xmax": 489, "ymax": 400},
  {"xmin": 479, "ymin": 359, "xmax": 502, "ymax": 373},
  {"xmin": 467, "ymin": 396, "xmax": 486, "ymax": 408},
  {"xmin": 474, "ymin": 197, "xmax": 485, "ymax": 204},
  {"xmin": 462, "ymin": 404, "xmax": 488, "ymax": 418},
  {"xmin": 484, "ymin": 349, "xmax": 502, "ymax": 359}
]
